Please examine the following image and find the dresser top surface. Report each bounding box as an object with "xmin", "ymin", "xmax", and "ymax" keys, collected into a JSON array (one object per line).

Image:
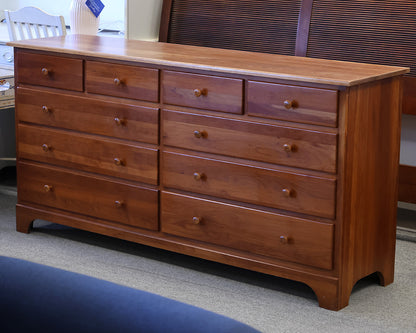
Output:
[{"xmin": 8, "ymin": 35, "xmax": 409, "ymax": 87}]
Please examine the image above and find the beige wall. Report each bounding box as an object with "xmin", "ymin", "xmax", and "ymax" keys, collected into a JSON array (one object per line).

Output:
[{"xmin": 126, "ymin": 0, "xmax": 163, "ymax": 41}]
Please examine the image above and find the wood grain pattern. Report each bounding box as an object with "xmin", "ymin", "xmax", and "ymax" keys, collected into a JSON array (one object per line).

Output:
[
  {"xmin": 85, "ymin": 60, "xmax": 159, "ymax": 102},
  {"xmin": 162, "ymin": 70, "xmax": 243, "ymax": 114},
  {"xmin": 18, "ymin": 124, "xmax": 158, "ymax": 185},
  {"xmin": 336, "ymin": 77, "xmax": 402, "ymax": 309},
  {"xmin": 18, "ymin": 162, "xmax": 159, "ymax": 230},
  {"xmin": 162, "ymin": 191, "xmax": 334, "ymax": 270},
  {"xmin": 16, "ymin": 87, "xmax": 159, "ymax": 144},
  {"xmin": 163, "ymin": 109, "xmax": 337, "ymax": 172},
  {"xmin": 163, "ymin": 151, "xmax": 336, "ymax": 218},
  {"xmin": 15, "ymin": 50, "xmax": 83, "ymax": 91},
  {"xmin": 8, "ymin": 35, "xmax": 409, "ymax": 87}
]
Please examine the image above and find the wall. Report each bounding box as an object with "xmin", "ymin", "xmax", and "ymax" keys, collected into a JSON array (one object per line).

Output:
[{"xmin": 126, "ymin": 0, "xmax": 163, "ymax": 41}]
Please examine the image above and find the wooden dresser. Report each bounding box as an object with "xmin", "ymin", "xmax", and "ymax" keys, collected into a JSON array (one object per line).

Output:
[{"xmin": 10, "ymin": 35, "xmax": 408, "ymax": 310}]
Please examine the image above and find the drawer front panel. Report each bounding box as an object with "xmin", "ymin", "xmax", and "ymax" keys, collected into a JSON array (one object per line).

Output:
[
  {"xmin": 163, "ymin": 110, "xmax": 337, "ymax": 172},
  {"xmin": 162, "ymin": 70, "xmax": 243, "ymax": 114},
  {"xmin": 85, "ymin": 61, "xmax": 159, "ymax": 102},
  {"xmin": 16, "ymin": 87, "xmax": 159, "ymax": 144},
  {"xmin": 163, "ymin": 152, "xmax": 336, "ymax": 218},
  {"xmin": 15, "ymin": 51, "xmax": 83, "ymax": 91},
  {"xmin": 18, "ymin": 124, "xmax": 158, "ymax": 185},
  {"xmin": 162, "ymin": 192, "xmax": 334, "ymax": 270},
  {"xmin": 18, "ymin": 162, "xmax": 159, "ymax": 230},
  {"xmin": 247, "ymin": 81, "xmax": 338, "ymax": 127}
]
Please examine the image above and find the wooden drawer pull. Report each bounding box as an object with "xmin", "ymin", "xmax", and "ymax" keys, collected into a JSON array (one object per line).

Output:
[
  {"xmin": 41, "ymin": 67, "xmax": 50, "ymax": 76},
  {"xmin": 114, "ymin": 158, "xmax": 125, "ymax": 166},
  {"xmin": 42, "ymin": 144, "xmax": 51, "ymax": 152},
  {"xmin": 114, "ymin": 200, "xmax": 124, "ymax": 208},
  {"xmin": 193, "ymin": 130, "xmax": 207, "ymax": 138},
  {"xmin": 283, "ymin": 100, "xmax": 296, "ymax": 109},
  {"xmin": 114, "ymin": 117, "xmax": 126, "ymax": 126},
  {"xmin": 280, "ymin": 235, "xmax": 289, "ymax": 244},
  {"xmin": 114, "ymin": 78, "xmax": 122, "ymax": 86},
  {"xmin": 193, "ymin": 88, "xmax": 207, "ymax": 97},
  {"xmin": 43, "ymin": 184, "xmax": 53, "ymax": 192},
  {"xmin": 282, "ymin": 188, "xmax": 294, "ymax": 197},
  {"xmin": 192, "ymin": 216, "xmax": 202, "ymax": 225},
  {"xmin": 193, "ymin": 172, "xmax": 205, "ymax": 181},
  {"xmin": 283, "ymin": 144, "xmax": 296, "ymax": 152},
  {"xmin": 41, "ymin": 105, "xmax": 51, "ymax": 113}
]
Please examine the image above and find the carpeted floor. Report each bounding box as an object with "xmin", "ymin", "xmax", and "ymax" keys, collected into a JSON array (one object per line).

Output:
[{"xmin": 1, "ymin": 190, "xmax": 416, "ymax": 332}]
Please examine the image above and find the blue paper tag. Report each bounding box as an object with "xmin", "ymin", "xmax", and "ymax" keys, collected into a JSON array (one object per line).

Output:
[{"xmin": 85, "ymin": 0, "xmax": 105, "ymax": 18}]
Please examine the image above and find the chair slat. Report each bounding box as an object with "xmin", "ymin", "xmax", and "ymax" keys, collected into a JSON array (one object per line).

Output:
[{"xmin": 5, "ymin": 6, "xmax": 67, "ymax": 41}]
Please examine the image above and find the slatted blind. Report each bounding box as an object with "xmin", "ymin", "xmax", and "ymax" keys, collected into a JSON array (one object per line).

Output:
[
  {"xmin": 307, "ymin": 0, "xmax": 416, "ymax": 77},
  {"xmin": 167, "ymin": 0, "xmax": 302, "ymax": 56}
]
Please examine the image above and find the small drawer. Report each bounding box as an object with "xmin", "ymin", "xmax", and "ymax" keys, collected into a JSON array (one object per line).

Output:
[
  {"xmin": 247, "ymin": 81, "xmax": 338, "ymax": 127},
  {"xmin": 85, "ymin": 61, "xmax": 159, "ymax": 102},
  {"xmin": 163, "ymin": 110, "xmax": 337, "ymax": 172},
  {"xmin": 18, "ymin": 162, "xmax": 159, "ymax": 231},
  {"xmin": 16, "ymin": 87, "xmax": 159, "ymax": 145},
  {"xmin": 163, "ymin": 152, "xmax": 336, "ymax": 219},
  {"xmin": 18, "ymin": 124, "xmax": 158, "ymax": 185},
  {"xmin": 15, "ymin": 51, "xmax": 83, "ymax": 91},
  {"xmin": 162, "ymin": 70, "xmax": 243, "ymax": 114},
  {"xmin": 162, "ymin": 192, "xmax": 334, "ymax": 270}
]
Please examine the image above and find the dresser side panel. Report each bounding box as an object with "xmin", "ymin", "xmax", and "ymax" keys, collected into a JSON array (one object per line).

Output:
[{"xmin": 339, "ymin": 77, "xmax": 402, "ymax": 297}]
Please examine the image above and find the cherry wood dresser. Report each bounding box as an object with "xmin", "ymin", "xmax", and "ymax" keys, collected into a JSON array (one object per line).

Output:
[{"xmin": 10, "ymin": 35, "xmax": 408, "ymax": 310}]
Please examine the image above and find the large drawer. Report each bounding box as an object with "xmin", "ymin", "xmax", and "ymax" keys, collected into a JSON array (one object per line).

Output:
[
  {"xmin": 16, "ymin": 87, "xmax": 159, "ymax": 145},
  {"xmin": 247, "ymin": 81, "xmax": 338, "ymax": 127},
  {"xmin": 162, "ymin": 70, "xmax": 243, "ymax": 114},
  {"xmin": 18, "ymin": 124, "xmax": 158, "ymax": 185},
  {"xmin": 161, "ymin": 192, "xmax": 334, "ymax": 270},
  {"xmin": 163, "ymin": 110, "xmax": 337, "ymax": 172},
  {"xmin": 18, "ymin": 162, "xmax": 159, "ymax": 231},
  {"xmin": 163, "ymin": 152, "xmax": 336, "ymax": 218},
  {"xmin": 85, "ymin": 61, "xmax": 159, "ymax": 102},
  {"xmin": 15, "ymin": 51, "xmax": 83, "ymax": 91}
]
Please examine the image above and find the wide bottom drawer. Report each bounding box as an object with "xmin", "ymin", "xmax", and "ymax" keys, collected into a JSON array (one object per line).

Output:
[
  {"xmin": 161, "ymin": 192, "xmax": 334, "ymax": 270},
  {"xmin": 18, "ymin": 162, "xmax": 158, "ymax": 231}
]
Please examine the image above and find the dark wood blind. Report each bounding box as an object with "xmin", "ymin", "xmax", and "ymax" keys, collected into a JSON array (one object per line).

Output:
[
  {"xmin": 307, "ymin": 0, "xmax": 416, "ymax": 77},
  {"xmin": 165, "ymin": 0, "xmax": 302, "ymax": 56}
]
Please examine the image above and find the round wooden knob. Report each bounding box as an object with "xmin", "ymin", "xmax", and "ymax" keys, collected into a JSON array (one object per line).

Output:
[
  {"xmin": 114, "ymin": 200, "xmax": 124, "ymax": 208},
  {"xmin": 114, "ymin": 158, "xmax": 124, "ymax": 166},
  {"xmin": 283, "ymin": 100, "xmax": 294, "ymax": 109},
  {"xmin": 193, "ymin": 88, "xmax": 207, "ymax": 97},
  {"xmin": 280, "ymin": 235, "xmax": 288, "ymax": 244},
  {"xmin": 41, "ymin": 68, "xmax": 49, "ymax": 76},
  {"xmin": 193, "ymin": 130, "xmax": 207, "ymax": 138},
  {"xmin": 43, "ymin": 184, "xmax": 53, "ymax": 192},
  {"xmin": 192, "ymin": 216, "xmax": 202, "ymax": 225},
  {"xmin": 283, "ymin": 144, "xmax": 294, "ymax": 152},
  {"xmin": 114, "ymin": 117, "xmax": 126, "ymax": 126},
  {"xmin": 42, "ymin": 144, "xmax": 51, "ymax": 152},
  {"xmin": 282, "ymin": 188, "xmax": 293, "ymax": 197},
  {"xmin": 193, "ymin": 172, "xmax": 204, "ymax": 181},
  {"xmin": 114, "ymin": 78, "xmax": 121, "ymax": 86},
  {"xmin": 41, "ymin": 105, "xmax": 50, "ymax": 113}
]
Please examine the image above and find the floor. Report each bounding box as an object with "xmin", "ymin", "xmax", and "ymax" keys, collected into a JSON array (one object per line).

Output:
[{"xmin": 1, "ymin": 165, "xmax": 415, "ymax": 237}]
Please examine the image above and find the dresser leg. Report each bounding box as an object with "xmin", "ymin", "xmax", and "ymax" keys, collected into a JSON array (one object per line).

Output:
[
  {"xmin": 376, "ymin": 268, "xmax": 394, "ymax": 287},
  {"xmin": 16, "ymin": 205, "xmax": 35, "ymax": 234},
  {"xmin": 308, "ymin": 281, "xmax": 349, "ymax": 311}
]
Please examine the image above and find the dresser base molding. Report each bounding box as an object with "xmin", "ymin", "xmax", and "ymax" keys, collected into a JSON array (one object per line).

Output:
[{"xmin": 16, "ymin": 203, "xmax": 392, "ymax": 311}]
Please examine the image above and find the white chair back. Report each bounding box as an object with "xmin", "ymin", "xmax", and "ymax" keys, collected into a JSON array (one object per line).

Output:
[{"xmin": 5, "ymin": 6, "xmax": 66, "ymax": 41}]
